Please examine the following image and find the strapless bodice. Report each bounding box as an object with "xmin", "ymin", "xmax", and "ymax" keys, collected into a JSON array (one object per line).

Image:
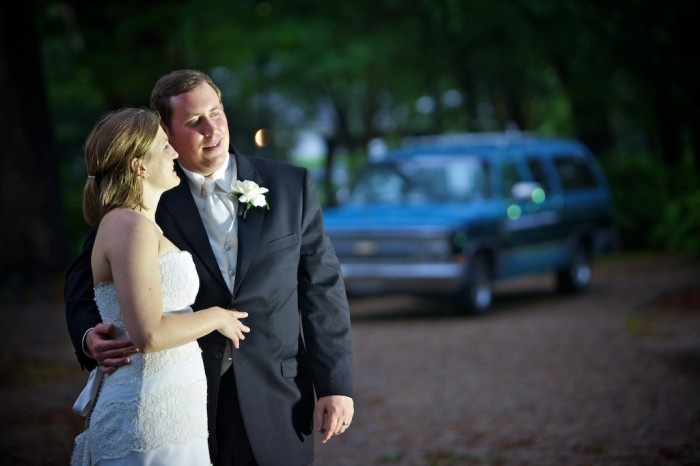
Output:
[{"xmin": 94, "ymin": 251, "xmax": 200, "ymax": 331}]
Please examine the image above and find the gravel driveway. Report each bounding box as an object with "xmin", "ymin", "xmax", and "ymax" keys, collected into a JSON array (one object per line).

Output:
[
  {"xmin": 1, "ymin": 253, "xmax": 699, "ymax": 465},
  {"xmin": 314, "ymin": 253, "xmax": 700, "ymax": 466}
]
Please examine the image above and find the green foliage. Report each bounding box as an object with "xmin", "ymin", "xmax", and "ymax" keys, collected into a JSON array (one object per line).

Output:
[
  {"xmin": 601, "ymin": 153, "xmax": 670, "ymax": 250},
  {"xmin": 602, "ymin": 152, "xmax": 700, "ymax": 257},
  {"xmin": 651, "ymin": 191, "xmax": 700, "ymax": 259},
  {"xmin": 32, "ymin": 0, "xmax": 700, "ymax": 253}
]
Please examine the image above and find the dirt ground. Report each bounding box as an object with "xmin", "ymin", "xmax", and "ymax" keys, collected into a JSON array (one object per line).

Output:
[{"xmin": 1, "ymin": 252, "xmax": 699, "ymax": 466}]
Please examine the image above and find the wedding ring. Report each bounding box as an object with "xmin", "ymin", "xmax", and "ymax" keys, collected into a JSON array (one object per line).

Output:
[{"xmin": 342, "ymin": 421, "xmax": 349, "ymax": 426}]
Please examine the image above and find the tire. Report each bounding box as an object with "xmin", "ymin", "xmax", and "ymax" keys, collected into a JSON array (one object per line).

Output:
[
  {"xmin": 456, "ymin": 253, "xmax": 492, "ymax": 314},
  {"xmin": 556, "ymin": 244, "xmax": 592, "ymax": 293}
]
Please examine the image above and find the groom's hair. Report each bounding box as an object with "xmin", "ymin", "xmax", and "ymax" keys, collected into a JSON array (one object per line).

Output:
[{"xmin": 150, "ymin": 69, "xmax": 223, "ymax": 130}]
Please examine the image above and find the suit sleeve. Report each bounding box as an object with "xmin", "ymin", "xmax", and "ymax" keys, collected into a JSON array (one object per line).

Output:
[
  {"xmin": 297, "ymin": 169, "xmax": 353, "ymax": 398},
  {"xmin": 64, "ymin": 228, "xmax": 101, "ymax": 371}
]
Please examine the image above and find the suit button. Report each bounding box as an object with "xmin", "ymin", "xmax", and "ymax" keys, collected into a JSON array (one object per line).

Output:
[{"xmin": 215, "ymin": 351, "xmax": 224, "ymax": 360}]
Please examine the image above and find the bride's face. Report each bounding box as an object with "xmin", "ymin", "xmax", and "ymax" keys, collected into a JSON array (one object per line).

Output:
[{"xmin": 142, "ymin": 127, "xmax": 180, "ymax": 191}]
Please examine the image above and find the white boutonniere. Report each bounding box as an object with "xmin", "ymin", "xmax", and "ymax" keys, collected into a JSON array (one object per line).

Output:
[{"xmin": 231, "ymin": 180, "xmax": 269, "ymax": 218}]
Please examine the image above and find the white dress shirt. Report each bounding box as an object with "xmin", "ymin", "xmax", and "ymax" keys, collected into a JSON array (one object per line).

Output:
[{"xmin": 180, "ymin": 155, "xmax": 238, "ymax": 374}]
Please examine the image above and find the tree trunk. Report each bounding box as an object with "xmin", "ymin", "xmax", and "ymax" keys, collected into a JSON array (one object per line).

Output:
[
  {"xmin": 0, "ymin": 3, "xmax": 72, "ymax": 301},
  {"xmin": 553, "ymin": 58, "xmax": 613, "ymax": 157}
]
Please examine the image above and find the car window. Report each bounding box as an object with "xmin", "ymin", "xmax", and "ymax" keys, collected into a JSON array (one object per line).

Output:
[
  {"xmin": 501, "ymin": 160, "xmax": 526, "ymax": 198},
  {"xmin": 553, "ymin": 155, "xmax": 599, "ymax": 191},
  {"xmin": 350, "ymin": 156, "xmax": 489, "ymax": 204},
  {"xmin": 526, "ymin": 156, "xmax": 551, "ymax": 192},
  {"xmin": 350, "ymin": 165, "xmax": 405, "ymax": 203}
]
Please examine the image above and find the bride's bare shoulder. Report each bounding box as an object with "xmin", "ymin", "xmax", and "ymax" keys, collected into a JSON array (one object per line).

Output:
[{"xmin": 98, "ymin": 209, "xmax": 157, "ymax": 242}]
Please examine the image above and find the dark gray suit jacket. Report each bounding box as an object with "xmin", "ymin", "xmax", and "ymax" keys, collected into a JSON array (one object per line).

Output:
[{"xmin": 65, "ymin": 151, "xmax": 353, "ymax": 466}]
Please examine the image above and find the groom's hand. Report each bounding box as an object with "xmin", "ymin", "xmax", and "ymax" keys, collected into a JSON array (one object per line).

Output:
[
  {"xmin": 316, "ymin": 395, "xmax": 354, "ymax": 444},
  {"xmin": 86, "ymin": 322, "xmax": 139, "ymax": 374}
]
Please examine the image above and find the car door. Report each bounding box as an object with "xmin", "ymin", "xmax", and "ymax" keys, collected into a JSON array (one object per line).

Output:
[
  {"xmin": 496, "ymin": 152, "xmax": 558, "ymax": 277},
  {"xmin": 547, "ymin": 150, "xmax": 615, "ymax": 252}
]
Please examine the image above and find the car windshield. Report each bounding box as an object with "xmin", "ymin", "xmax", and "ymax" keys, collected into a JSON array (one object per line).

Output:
[{"xmin": 349, "ymin": 156, "xmax": 489, "ymax": 204}]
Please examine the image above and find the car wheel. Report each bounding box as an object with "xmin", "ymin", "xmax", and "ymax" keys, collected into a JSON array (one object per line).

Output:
[
  {"xmin": 556, "ymin": 244, "xmax": 592, "ymax": 293},
  {"xmin": 457, "ymin": 253, "xmax": 492, "ymax": 314}
]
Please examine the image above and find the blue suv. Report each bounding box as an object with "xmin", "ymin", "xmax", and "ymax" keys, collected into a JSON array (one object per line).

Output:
[{"xmin": 322, "ymin": 132, "xmax": 618, "ymax": 314}]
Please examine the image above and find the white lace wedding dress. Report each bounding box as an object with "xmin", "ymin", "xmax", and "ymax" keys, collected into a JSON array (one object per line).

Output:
[{"xmin": 71, "ymin": 251, "xmax": 211, "ymax": 465}]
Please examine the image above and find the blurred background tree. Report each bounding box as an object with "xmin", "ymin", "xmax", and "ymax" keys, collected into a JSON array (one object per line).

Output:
[
  {"xmin": 1, "ymin": 2, "xmax": 72, "ymax": 301},
  {"xmin": 2, "ymin": 0, "xmax": 697, "ymax": 302}
]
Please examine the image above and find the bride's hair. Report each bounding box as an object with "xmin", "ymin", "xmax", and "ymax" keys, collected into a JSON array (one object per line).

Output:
[{"xmin": 83, "ymin": 107, "xmax": 161, "ymax": 226}]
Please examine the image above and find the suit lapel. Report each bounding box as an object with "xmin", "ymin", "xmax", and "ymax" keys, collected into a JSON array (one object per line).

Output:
[
  {"xmin": 233, "ymin": 153, "xmax": 265, "ymax": 297},
  {"xmin": 159, "ymin": 165, "xmax": 229, "ymax": 292}
]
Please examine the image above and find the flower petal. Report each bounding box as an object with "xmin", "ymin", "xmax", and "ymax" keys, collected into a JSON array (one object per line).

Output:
[{"xmin": 232, "ymin": 180, "xmax": 268, "ymax": 211}]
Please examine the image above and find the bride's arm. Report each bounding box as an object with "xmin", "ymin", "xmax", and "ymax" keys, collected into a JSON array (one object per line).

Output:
[{"xmin": 103, "ymin": 211, "xmax": 249, "ymax": 353}]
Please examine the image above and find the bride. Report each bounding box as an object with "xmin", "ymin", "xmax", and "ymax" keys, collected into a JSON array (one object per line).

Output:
[{"xmin": 71, "ymin": 107, "xmax": 250, "ymax": 465}]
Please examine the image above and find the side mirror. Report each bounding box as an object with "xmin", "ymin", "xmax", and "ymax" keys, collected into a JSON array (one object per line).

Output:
[{"xmin": 511, "ymin": 181, "xmax": 542, "ymax": 200}]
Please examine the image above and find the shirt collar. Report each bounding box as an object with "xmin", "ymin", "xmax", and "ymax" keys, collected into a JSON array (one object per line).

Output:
[{"xmin": 181, "ymin": 153, "xmax": 237, "ymax": 193}]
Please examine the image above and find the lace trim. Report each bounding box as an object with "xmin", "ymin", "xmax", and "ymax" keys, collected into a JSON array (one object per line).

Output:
[
  {"xmin": 94, "ymin": 251, "xmax": 199, "ymax": 327},
  {"xmin": 87, "ymin": 379, "xmax": 208, "ymax": 462},
  {"xmin": 107, "ymin": 342, "xmax": 202, "ymax": 390},
  {"xmin": 159, "ymin": 251, "xmax": 200, "ymax": 310},
  {"xmin": 76, "ymin": 251, "xmax": 209, "ymax": 464}
]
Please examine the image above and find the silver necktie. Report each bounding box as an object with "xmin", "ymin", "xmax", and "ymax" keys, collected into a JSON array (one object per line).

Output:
[{"xmin": 202, "ymin": 178, "xmax": 232, "ymax": 236}]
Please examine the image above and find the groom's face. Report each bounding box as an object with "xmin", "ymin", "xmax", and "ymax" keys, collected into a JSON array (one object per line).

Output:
[{"xmin": 166, "ymin": 82, "xmax": 230, "ymax": 177}]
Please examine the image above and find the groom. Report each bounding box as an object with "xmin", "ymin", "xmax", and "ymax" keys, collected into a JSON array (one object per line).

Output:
[{"xmin": 65, "ymin": 69, "xmax": 354, "ymax": 466}]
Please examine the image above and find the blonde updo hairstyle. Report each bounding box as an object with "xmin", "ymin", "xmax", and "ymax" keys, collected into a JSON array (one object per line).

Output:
[{"xmin": 83, "ymin": 107, "xmax": 161, "ymax": 226}]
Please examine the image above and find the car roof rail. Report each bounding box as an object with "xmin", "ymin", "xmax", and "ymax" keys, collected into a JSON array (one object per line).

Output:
[{"xmin": 401, "ymin": 130, "xmax": 539, "ymax": 148}]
